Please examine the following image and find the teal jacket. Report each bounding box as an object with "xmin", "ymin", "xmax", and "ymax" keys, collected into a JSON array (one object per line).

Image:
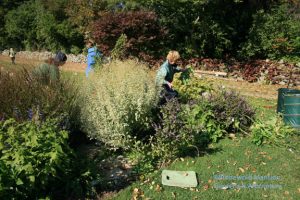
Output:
[
  {"xmin": 32, "ymin": 63, "xmax": 60, "ymax": 83},
  {"xmin": 156, "ymin": 60, "xmax": 182, "ymax": 86}
]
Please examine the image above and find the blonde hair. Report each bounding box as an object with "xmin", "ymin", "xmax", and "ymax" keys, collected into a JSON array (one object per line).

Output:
[{"xmin": 166, "ymin": 51, "xmax": 180, "ymax": 63}]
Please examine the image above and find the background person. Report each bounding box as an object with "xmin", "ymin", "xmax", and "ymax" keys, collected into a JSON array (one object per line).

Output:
[
  {"xmin": 32, "ymin": 51, "xmax": 67, "ymax": 84},
  {"xmin": 85, "ymin": 39, "xmax": 102, "ymax": 77},
  {"xmin": 9, "ymin": 48, "xmax": 16, "ymax": 64}
]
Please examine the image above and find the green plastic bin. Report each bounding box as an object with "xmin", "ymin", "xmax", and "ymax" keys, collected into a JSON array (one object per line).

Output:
[
  {"xmin": 283, "ymin": 94, "xmax": 300, "ymax": 129},
  {"xmin": 277, "ymin": 88, "xmax": 300, "ymax": 113}
]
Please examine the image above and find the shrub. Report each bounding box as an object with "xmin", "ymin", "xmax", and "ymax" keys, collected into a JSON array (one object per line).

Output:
[
  {"xmin": 173, "ymin": 68, "xmax": 213, "ymax": 103},
  {"xmin": 79, "ymin": 60, "xmax": 158, "ymax": 150},
  {"xmin": 146, "ymin": 99, "xmax": 225, "ymax": 167},
  {"xmin": 111, "ymin": 33, "xmax": 128, "ymax": 60},
  {"xmin": 239, "ymin": 4, "xmax": 300, "ymax": 61},
  {"xmin": 173, "ymin": 69, "xmax": 255, "ymax": 133},
  {"xmin": 0, "ymin": 118, "xmax": 95, "ymax": 199},
  {"xmin": 0, "ymin": 68, "xmax": 79, "ymax": 130},
  {"xmin": 251, "ymin": 116, "xmax": 297, "ymax": 146},
  {"xmin": 209, "ymin": 89, "xmax": 256, "ymax": 133}
]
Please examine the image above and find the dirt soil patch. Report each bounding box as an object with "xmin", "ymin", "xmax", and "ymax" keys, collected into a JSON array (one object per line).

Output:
[{"xmin": 0, "ymin": 55, "xmax": 86, "ymax": 72}]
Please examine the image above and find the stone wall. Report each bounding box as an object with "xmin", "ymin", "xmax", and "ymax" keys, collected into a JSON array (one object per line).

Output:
[{"xmin": 1, "ymin": 50, "xmax": 86, "ymax": 63}]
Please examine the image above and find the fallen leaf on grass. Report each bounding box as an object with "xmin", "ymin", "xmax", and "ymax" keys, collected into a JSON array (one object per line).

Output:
[
  {"xmin": 244, "ymin": 164, "xmax": 251, "ymax": 170},
  {"xmin": 155, "ymin": 184, "xmax": 162, "ymax": 192},
  {"xmin": 284, "ymin": 191, "xmax": 289, "ymax": 195},
  {"xmin": 261, "ymin": 162, "xmax": 267, "ymax": 165},
  {"xmin": 203, "ymin": 184, "xmax": 209, "ymax": 190},
  {"xmin": 132, "ymin": 188, "xmax": 144, "ymax": 200},
  {"xmin": 259, "ymin": 152, "xmax": 267, "ymax": 155},
  {"xmin": 208, "ymin": 179, "xmax": 213, "ymax": 184},
  {"xmin": 244, "ymin": 150, "xmax": 251, "ymax": 156},
  {"xmin": 239, "ymin": 167, "xmax": 245, "ymax": 173},
  {"xmin": 267, "ymin": 156, "xmax": 272, "ymax": 160},
  {"xmin": 233, "ymin": 161, "xmax": 237, "ymax": 166},
  {"xmin": 172, "ymin": 192, "xmax": 176, "ymax": 198}
]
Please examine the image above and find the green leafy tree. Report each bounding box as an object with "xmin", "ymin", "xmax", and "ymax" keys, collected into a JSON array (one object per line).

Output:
[
  {"xmin": 239, "ymin": 3, "xmax": 300, "ymax": 61},
  {"xmin": 4, "ymin": 0, "xmax": 83, "ymax": 52},
  {"xmin": 0, "ymin": 0, "xmax": 29, "ymax": 49}
]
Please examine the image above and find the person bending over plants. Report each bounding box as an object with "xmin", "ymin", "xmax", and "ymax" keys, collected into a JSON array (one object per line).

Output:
[
  {"xmin": 156, "ymin": 50, "xmax": 186, "ymax": 104},
  {"xmin": 32, "ymin": 52, "xmax": 67, "ymax": 84}
]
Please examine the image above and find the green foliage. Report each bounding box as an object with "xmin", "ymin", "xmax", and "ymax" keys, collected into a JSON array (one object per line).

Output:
[
  {"xmin": 240, "ymin": 4, "xmax": 300, "ymax": 61},
  {"xmin": 251, "ymin": 116, "xmax": 297, "ymax": 146},
  {"xmin": 209, "ymin": 89, "xmax": 256, "ymax": 132},
  {"xmin": 1, "ymin": 0, "xmax": 297, "ymax": 60},
  {"xmin": 4, "ymin": 1, "xmax": 38, "ymax": 50},
  {"xmin": 4, "ymin": 0, "xmax": 83, "ymax": 52},
  {"xmin": 79, "ymin": 60, "xmax": 158, "ymax": 150},
  {"xmin": 138, "ymin": 0, "xmax": 263, "ymax": 58},
  {"xmin": 173, "ymin": 69, "xmax": 213, "ymax": 103},
  {"xmin": 133, "ymin": 99, "xmax": 225, "ymax": 169},
  {"xmin": 174, "ymin": 71, "xmax": 255, "ymax": 133},
  {"xmin": 0, "ymin": 119, "xmax": 72, "ymax": 199},
  {"xmin": 111, "ymin": 34, "xmax": 128, "ymax": 60},
  {"xmin": 0, "ymin": 118, "xmax": 99, "ymax": 199},
  {"xmin": 125, "ymin": 141, "xmax": 156, "ymax": 175}
]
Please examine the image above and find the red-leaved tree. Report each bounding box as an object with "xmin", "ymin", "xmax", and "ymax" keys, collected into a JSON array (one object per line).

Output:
[{"xmin": 92, "ymin": 11, "xmax": 167, "ymax": 62}]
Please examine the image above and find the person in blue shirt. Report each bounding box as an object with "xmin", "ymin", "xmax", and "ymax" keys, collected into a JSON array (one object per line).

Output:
[
  {"xmin": 86, "ymin": 39, "xmax": 102, "ymax": 77},
  {"xmin": 156, "ymin": 51, "xmax": 186, "ymax": 103}
]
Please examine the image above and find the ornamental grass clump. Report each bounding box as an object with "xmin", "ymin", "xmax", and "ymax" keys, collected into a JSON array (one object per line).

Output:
[
  {"xmin": 79, "ymin": 60, "xmax": 158, "ymax": 150},
  {"xmin": 0, "ymin": 68, "xmax": 78, "ymax": 129}
]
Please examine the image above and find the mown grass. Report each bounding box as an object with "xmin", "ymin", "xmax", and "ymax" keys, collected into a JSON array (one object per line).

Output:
[
  {"xmin": 246, "ymin": 96, "xmax": 277, "ymax": 121},
  {"xmin": 112, "ymin": 135, "xmax": 300, "ymax": 200}
]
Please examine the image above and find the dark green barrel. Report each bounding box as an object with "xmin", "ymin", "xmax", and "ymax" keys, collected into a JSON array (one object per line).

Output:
[
  {"xmin": 283, "ymin": 94, "xmax": 300, "ymax": 129},
  {"xmin": 277, "ymin": 88, "xmax": 300, "ymax": 113}
]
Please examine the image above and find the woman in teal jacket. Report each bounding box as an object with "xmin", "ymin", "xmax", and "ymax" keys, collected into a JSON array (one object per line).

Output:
[{"xmin": 156, "ymin": 51, "xmax": 185, "ymax": 103}]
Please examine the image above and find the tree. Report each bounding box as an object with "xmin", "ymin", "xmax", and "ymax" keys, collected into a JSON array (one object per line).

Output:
[
  {"xmin": 92, "ymin": 11, "xmax": 167, "ymax": 60},
  {"xmin": 0, "ymin": 0, "xmax": 30, "ymax": 49},
  {"xmin": 4, "ymin": 0, "xmax": 83, "ymax": 52}
]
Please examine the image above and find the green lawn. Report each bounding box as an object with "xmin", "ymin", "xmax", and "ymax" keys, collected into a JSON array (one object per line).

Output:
[
  {"xmin": 246, "ymin": 96, "xmax": 277, "ymax": 121},
  {"xmin": 112, "ymin": 135, "xmax": 300, "ymax": 200}
]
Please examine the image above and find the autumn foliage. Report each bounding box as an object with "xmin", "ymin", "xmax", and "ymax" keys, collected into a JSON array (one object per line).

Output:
[{"xmin": 92, "ymin": 11, "xmax": 167, "ymax": 60}]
